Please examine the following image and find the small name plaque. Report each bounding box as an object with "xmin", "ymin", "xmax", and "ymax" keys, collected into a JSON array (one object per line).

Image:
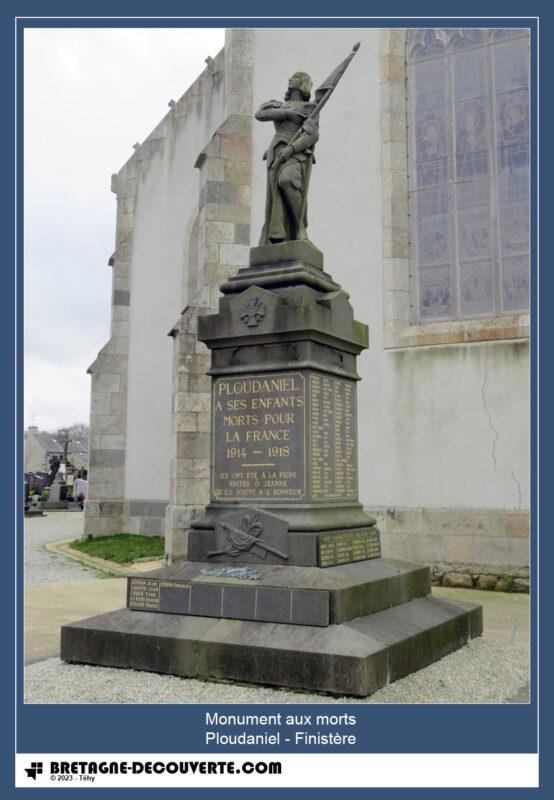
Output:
[
  {"xmin": 318, "ymin": 529, "xmax": 381, "ymax": 567},
  {"xmin": 128, "ymin": 577, "xmax": 160, "ymax": 610},
  {"xmin": 128, "ymin": 578, "xmax": 191, "ymax": 614}
]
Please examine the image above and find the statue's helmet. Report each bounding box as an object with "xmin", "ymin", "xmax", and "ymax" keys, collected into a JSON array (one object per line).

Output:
[{"xmin": 286, "ymin": 71, "xmax": 312, "ymax": 101}]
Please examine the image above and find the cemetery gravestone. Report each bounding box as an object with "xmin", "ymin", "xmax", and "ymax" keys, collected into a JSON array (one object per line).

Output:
[{"xmin": 44, "ymin": 472, "xmax": 69, "ymax": 509}]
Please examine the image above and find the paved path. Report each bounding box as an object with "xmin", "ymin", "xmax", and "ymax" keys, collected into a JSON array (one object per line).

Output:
[
  {"xmin": 25, "ymin": 511, "xmax": 98, "ymax": 584},
  {"xmin": 25, "ymin": 578, "xmax": 127, "ymax": 663},
  {"xmin": 24, "ymin": 511, "xmax": 163, "ymax": 662}
]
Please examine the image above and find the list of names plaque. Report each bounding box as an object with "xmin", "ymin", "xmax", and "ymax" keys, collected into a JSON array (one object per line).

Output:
[
  {"xmin": 212, "ymin": 372, "xmax": 306, "ymax": 501},
  {"xmin": 318, "ymin": 530, "xmax": 381, "ymax": 567},
  {"xmin": 310, "ymin": 374, "xmax": 358, "ymax": 501},
  {"xmin": 128, "ymin": 577, "xmax": 160, "ymax": 610}
]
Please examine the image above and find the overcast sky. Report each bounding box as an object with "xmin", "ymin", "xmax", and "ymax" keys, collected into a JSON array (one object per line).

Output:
[{"xmin": 24, "ymin": 27, "xmax": 225, "ymax": 433}]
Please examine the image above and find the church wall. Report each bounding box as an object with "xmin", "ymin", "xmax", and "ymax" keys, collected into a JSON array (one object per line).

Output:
[
  {"xmin": 250, "ymin": 27, "xmax": 529, "ymax": 585},
  {"xmin": 124, "ymin": 60, "xmax": 226, "ymax": 508},
  {"xmin": 85, "ymin": 47, "xmax": 228, "ymax": 538},
  {"xmin": 164, "ymin": 29, "xmax": 254, "ymax": 559},
  {"xmin": 86, "ymin": 26, "xmax": 530, "ymax": 586}
]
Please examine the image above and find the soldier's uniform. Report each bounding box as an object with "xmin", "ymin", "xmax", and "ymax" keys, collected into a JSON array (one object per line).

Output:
[{"xmin": 256, "ymin": 99, "xmax": 319, "ymax": 244}]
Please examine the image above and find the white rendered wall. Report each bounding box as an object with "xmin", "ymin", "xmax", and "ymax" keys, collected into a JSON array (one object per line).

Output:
[
  {"xmin": 251, "ymin": 28, "xmax": 529, "ymax": 510},
  {"xmin": 125, "ymin": 70, "xmax": 226, "ymax": 501}
]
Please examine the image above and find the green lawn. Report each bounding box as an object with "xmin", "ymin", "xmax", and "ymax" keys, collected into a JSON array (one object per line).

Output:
[{"xmin": 69, "ymin": 534, "xmax": 165, "ymax": 565}]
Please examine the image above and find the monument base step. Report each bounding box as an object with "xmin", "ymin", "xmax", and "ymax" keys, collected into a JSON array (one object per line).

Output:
[
  {"xmin": 61, "ymin": 595, "xmax": 482, "ymax": 697},
  {"xmin": 126, "ymin": 557, "xmax": 431, "ymax": 627}
]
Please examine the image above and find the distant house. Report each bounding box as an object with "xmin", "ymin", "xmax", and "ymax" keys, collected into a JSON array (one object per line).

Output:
[
  {"xmin": 24, "ymin": 427, "xmax": 62, "ymax": 473},
  {"xmin": 24, "ymin": 426, "xmax": 88, "ymax": 473}
]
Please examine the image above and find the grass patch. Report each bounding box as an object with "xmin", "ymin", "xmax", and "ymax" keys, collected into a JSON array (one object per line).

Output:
[{"xmin": 69, "ymin": 534, "xmax": 165, "ymax": 565}]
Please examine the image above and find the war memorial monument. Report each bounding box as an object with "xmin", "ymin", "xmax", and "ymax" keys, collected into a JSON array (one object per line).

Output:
[{"xmin": 61, "ymin": 45, "xmax": 482, "ymax": 697}]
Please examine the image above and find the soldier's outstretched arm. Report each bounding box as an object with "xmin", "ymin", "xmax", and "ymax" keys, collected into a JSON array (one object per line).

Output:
[{"xmin": 255, "ymin": 100, "xmax": 288, "ymax": 121}]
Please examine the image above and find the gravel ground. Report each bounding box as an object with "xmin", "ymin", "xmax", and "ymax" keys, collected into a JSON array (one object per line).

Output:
[
  {"xmin": 25, "ymin": 511, "xmax": 98, "ymax": 584},
  {"xmin": 25, "ymin": 637, "xmax": 529, "ymax": 704}
]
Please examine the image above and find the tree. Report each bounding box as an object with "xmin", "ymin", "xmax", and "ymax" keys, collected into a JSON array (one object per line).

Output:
[
  {"xmin": 46, "ymin": 423, "xmax": 90, "ymax": 455},
  {"xmin": 67, "ymin": 423, "xmax": 90, "ymax": 449}
]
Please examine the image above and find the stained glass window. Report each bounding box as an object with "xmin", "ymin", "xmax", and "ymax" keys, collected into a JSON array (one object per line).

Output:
[{"xmin": 407, "ymin": 28, "xmax": 530, "ymax": 322}]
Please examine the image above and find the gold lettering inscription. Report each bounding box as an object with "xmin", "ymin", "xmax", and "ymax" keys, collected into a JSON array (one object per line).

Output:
[
  {"xmin": 319, "ymin": 531, "xmax": 381, "ymax": 567},
  {"xmin": 159, "ymin": 581, "xmax": 190, "ymax": 590},
  {"xmin": 212, "ymin": 372, "xmax": 306, "ymax": 501},
  {"xmin": 129, "ymin": 578, "xmax": 160, "ymax": 610},
  {"xmin": 218, "ymin": 377, "xmax": 300, "ymax": 396},
  {"xmin": 311, "ymin": 375, "xmax": 358, "ymax": 501}
]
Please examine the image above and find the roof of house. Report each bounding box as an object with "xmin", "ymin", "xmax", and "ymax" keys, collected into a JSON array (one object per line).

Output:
[
  {"xmin": 33, "ymin": 432, "xmax": 63, "ymax": 453},
  {"xmin": 69, "ymin": 439, "xmax": 88, "ymax": 457},
  {"xmin": 27, "ymin": 432, "xmax": 88, "ymax": 458}
]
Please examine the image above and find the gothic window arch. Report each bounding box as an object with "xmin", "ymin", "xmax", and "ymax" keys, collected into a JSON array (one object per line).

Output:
[{"xmin": 406, "ymin": 28, "xmax": 530, "ymax": 322}]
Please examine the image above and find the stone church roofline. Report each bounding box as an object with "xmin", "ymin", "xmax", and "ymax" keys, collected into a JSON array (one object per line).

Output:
[{"xmin": 110, "ymin": 44, "xmax": 226, "ymax": 188}]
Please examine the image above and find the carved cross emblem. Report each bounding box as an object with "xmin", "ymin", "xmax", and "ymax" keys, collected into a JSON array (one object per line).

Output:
[{"xmin": 240, "ymin": 296, "xmax": 266, "ymax": 327}]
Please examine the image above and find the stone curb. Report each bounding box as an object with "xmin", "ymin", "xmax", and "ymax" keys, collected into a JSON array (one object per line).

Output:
[{"xmin": 45, "ymin": 539, "xmax": 164, "ymax": 578}]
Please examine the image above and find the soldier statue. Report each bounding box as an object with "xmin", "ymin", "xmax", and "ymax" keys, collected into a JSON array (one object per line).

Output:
[
  {"xmin": 256, "ymin": 72, "xmax": 319, "ymax": 245},
  {"xmin": 256, "ymin": 44, "xmax": 360, "ymax": 246}
]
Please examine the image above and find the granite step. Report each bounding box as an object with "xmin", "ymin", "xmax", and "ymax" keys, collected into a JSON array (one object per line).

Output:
[
  {"xmin": 126, "ymin": 557, "xmax": 431, "ymax": 627},
  {"xmin": 61, "ymin": 594, "xmax": 482, "ymax": 697}
]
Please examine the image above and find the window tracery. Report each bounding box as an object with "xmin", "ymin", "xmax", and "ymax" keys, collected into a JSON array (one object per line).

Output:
[{"xmin": 407, "ymin": 28, "xmax": 530, "ymax": 321}]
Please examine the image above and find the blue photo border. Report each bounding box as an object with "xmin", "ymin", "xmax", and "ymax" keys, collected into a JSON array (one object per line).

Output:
[{"xmin": 2, "ymin": 0, "xmax": 548, "ymax": 797}]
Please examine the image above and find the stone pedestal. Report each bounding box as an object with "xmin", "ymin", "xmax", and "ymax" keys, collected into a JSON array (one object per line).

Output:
[
  {"xmin": 190, "ymin": 241, "xmax": 378, "ymax": 564},
  {"xmin": 61, "ymin": 243, "xmax": 482, "ymax": 696}
]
